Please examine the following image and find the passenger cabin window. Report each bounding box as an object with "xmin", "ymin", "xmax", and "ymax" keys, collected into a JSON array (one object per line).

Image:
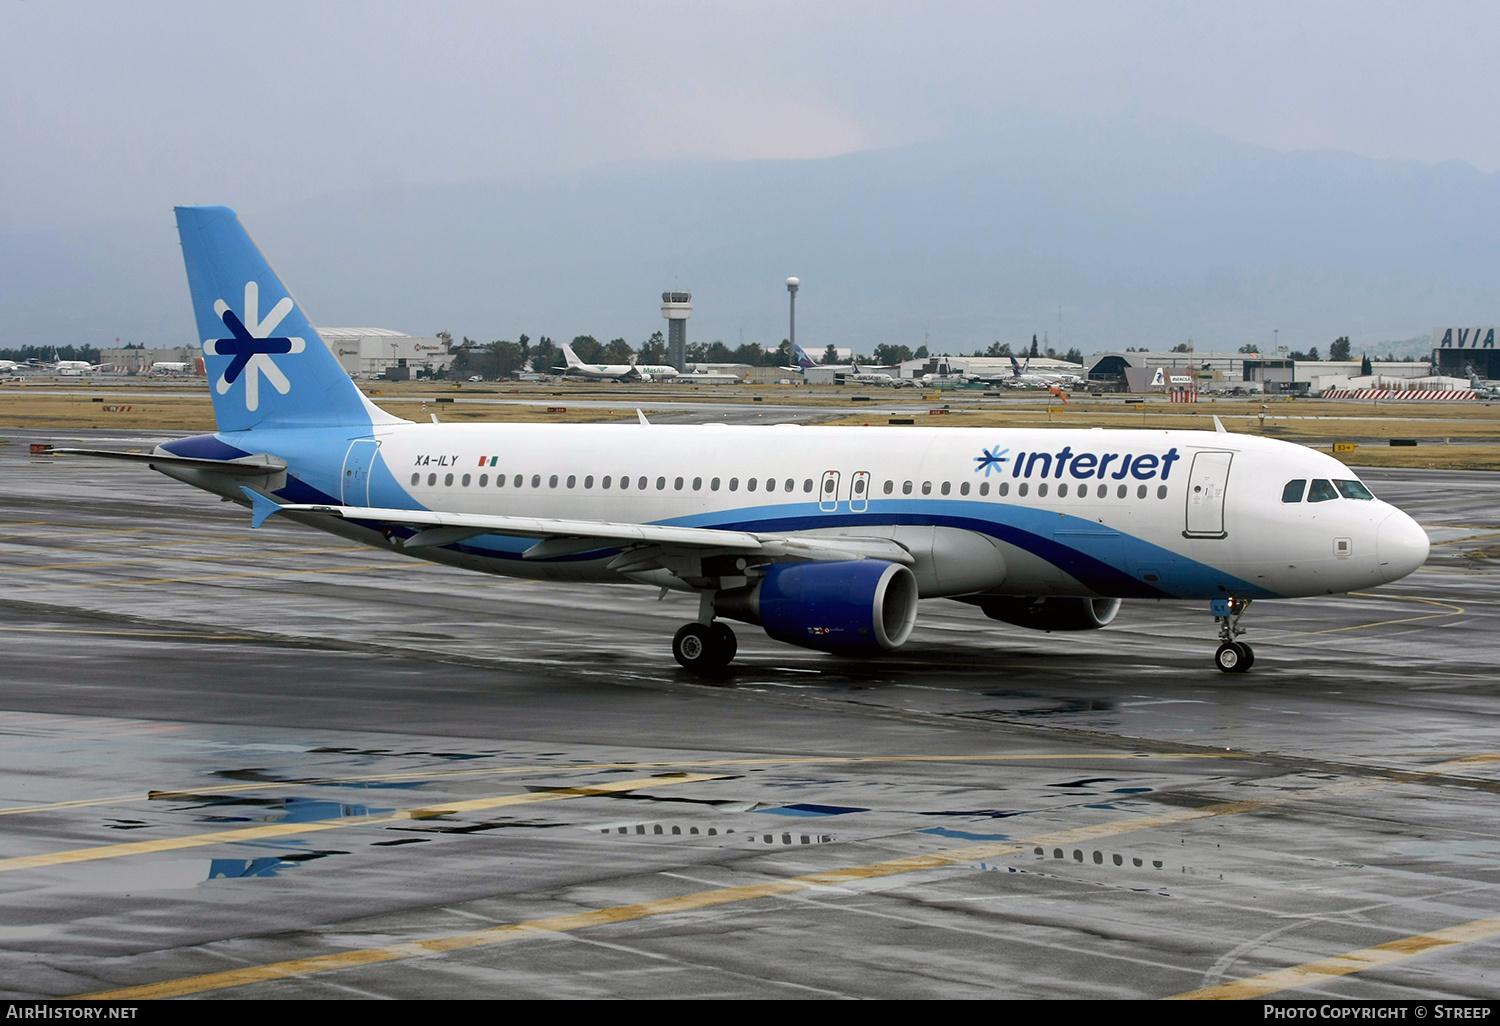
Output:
[
  {"xmin": 747, "ymin": 478, "xmax": 757, "ymax": 492},
  {"xmin": 1136, "ymin": 484, "xmax": 1147, "ymax": 499},
  {"xmin": 693, "ymin": 477, "xmax": 702, "ymax": 490},
  {"xmin": 1117, "ymin": 484, "xmax": 1127, "ymax": 498},
  {"xmin": 656, "ymin": 477, "xmax": 666, "ymax": 490},
  {"xmin": 960, "ymin": 482, "xmax": 970, "ymax": 496},
  {"xmin": 584, "ymin": 475, "xmax": 594, "ymax": 488},
  {"xmin": 1096, "ymin": 484, "xmax": 1106, "ymax": 498},
  {"xmin": 548, "ymin": 475, "xmax": 558, "ymax": 488},
  {"xmin": 1157, "ymin": 485, "xmax": 1167, "ymax": 499},
  {"xmin": 940, "ymin": 482, "xmax": 951, "ymax": 495},
  {"xmin": 602, "ymin": 476, "xmax": 612, "ymax": 489},
  {"xmin": 638, "ymin": 476, "xmax": 647, "ymax": 490},
  {"xmin": 979, "ymin": 482, "xmax": 989, "ymax": 496},
  {"xmin": 461, "ymin": 474, "xmax": 471, "ymax": 487},
  {"xmin": 1308, "ymin": 479, "xmax": 1339, "ymax": 502},
  {"xmin": 531, "ymin": 474, "xmax": 541, "ymax": 488},
  {"xmin": 619, "ymin": 476, "xmax": 629, "ymax": 489},
  {"xmin": 711, "ymin": 477, "xmax": 721, "ymax": 491},
  {"xmin": 1017, "ymin": 483, "xmax": 1027, "ymax": 497},
  {"xmin": 729, "ymin": 478, "xmax": 739, "ymax": 491},
  {"xmin": 512, "ymin": 474, "xmax": 522, "ymax": 487},
  {"xmin": 445, "ymin": 473, "xmax": 454, "ymax": 486},
  {"xmin": 410, "ymin": 473, "xmax": 419, "ymax": 485},
  {"xmin": 1058, "ymin": 483, "xmax": 1069, "ymax": 498},
  {"xmin": 884, "ymin": 480, "xmax": 894, "ymax": 494},
  {"xmin": 428, "ymin": 473, "xmax": 437, "ymax": 486},
  {"xmin": 785, "ymin": 479, "xmax": 794, "ymax": 492},
  {"xmin": 921, "ymin": 482, "xmax": 932, "ymax": 495},
  {"xmin": 567, "ymin": 475, "xmax": 576, "ymax": 488},
  {"xmin": 803, "ymin": 479, "xmax": 813, "ymax": 492},
  {"xmin": 1334, "ymin": 480, "xmax": 1374, "ymax": 500},
  {"xmin": 674, "ymin": 477, "xmax": 684, "ymax": 490},
  {"xmin": 1282, "ymin": 479, "xmax": 1307, "ymax": 503},
  {"xmin": 1037, "ymin": 483, "xmax": 1048, "ymax": 497},
  {"xmin": 902, "ymin": 481, "xmax": 913, "ymax": 495}
]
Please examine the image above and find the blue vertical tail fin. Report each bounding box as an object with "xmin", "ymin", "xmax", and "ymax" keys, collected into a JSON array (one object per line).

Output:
[{"xmin": 176, "ymin": 205, "xmax": 404, "ymax": 433}]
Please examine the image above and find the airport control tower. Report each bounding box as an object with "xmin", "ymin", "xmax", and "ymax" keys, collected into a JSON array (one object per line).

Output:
[{"xmin": 662, "ymin": 291, "xmax": 692, "ymax": 371}]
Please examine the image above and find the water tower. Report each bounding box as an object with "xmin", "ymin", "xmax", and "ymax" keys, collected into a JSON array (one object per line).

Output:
[
  {"xmin": 661, "ymin": 291, "xmax": 692, "ymax": 371},
  {"xmin": 786, "ymin": 277, "xmax": 799, "ymax": 357}
]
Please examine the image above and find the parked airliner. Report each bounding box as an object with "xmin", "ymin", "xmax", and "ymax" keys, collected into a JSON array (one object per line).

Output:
[
  {"xmin": 559, "ymin": 341, "xmax": 678, "ymax": 382},
  {"xmin": 54, "ymin": 207, "xmax": 1431, "ymax": 674},
  {"xmin": 843, "ymin": 362, "xmax": 913, "ymax": 387}
]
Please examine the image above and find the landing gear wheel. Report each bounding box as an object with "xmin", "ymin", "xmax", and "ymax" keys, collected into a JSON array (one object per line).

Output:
[
  {"xmin": 1215, "ymin": 642, "xmax": 1250, "ymax": 674},
  {"xmin": 1235, "ymin": 642, "xmax": 1255, "ymax": 670},
  {"xmin": 673, "ymin": 623, "xmax": 714, "ymax": 670},
  {"xmin": 710, "ymin": 622, "xmax": 737, "ymax": 665}
]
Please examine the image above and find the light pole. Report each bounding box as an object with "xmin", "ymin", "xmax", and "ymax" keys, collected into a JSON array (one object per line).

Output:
[{"xmin": 786, "ymin": 277, "xmax": 799, "ymax": 359}]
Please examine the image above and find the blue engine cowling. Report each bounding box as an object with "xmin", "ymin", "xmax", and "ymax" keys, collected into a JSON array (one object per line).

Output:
[{"xmin": 716, "ymin": 560, "xmax": 919, "ymax": 653}]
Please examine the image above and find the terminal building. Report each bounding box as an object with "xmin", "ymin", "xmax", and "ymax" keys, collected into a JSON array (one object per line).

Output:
[
  {"xmin": 101, "ymin": 329, "xmax": 452, "ymax": 380},
  {"xmin": 895, "ymin": 354, "xmax": 1082, "ymax": 381},
  {"xmin": 1085, "ymin": 351, "xmax": 1432, "ymax": 394},
  {"xmin": 317, "ymin": 328, "xmax": 453, "ymax": 379},
  {"xmin": 1431, "ymin": 327, "xmax": 1499, "ymax": 379}
]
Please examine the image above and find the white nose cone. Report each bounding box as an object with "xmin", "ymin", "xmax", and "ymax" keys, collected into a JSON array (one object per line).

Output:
[{"xmin": 1376, "ymin": 511, "xmax": 1430, "ymax": 583}]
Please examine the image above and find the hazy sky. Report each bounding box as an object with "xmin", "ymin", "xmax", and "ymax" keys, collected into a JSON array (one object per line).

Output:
[{"xmin": 4, "ymin": 1, "xmax": 1499, "ymax": 234}]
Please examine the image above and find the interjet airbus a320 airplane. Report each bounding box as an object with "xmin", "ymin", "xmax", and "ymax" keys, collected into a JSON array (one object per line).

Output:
[{"xmin": 57, "ymin": 207, "xmax": 1431, "ymax": 673}]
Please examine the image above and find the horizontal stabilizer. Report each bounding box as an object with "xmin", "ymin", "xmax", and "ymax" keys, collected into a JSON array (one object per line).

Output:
[{"xmin": 50, "ymin": 448, "xmax": 287, "ymax": 476}]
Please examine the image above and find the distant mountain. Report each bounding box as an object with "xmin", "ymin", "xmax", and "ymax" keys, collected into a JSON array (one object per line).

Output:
[{"xmin": 4, "ymin": 112, "xmax": 1496, "ymax": 354}]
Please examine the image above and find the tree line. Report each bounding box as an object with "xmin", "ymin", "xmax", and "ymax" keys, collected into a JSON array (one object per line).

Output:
[
  {"xmin": 448, "ymin": 334, "xmax": 816, "ymax": 379},
  {"xmin": 445, "ymin": 329, "xmax": 1094, "ymax": 380}
]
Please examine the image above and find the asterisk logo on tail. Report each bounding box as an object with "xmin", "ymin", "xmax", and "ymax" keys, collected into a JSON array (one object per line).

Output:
[{"xmin": 203, "ymin": 281, "xmax": 305, "ymax": 411}]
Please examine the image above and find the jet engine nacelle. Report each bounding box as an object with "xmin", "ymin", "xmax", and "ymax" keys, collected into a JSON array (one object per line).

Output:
[
  {"xmin": 976, "ymin": 596, "xmax": 1121, "ymax": 632},
  {"xmin": 716, "ymin": 559, "xmax": 919, "ymax": 653}
]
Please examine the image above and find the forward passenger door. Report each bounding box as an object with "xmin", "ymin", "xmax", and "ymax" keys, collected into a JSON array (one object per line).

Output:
[{"xmin": 1183, "ymin": 451, "xmax": 1233, "ymax": 538}]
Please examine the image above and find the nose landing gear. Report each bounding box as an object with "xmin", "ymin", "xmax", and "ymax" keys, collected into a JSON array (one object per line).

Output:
[{"xmin": 1212, "ymin": 597, "xmax": 1254, "ymax": 673}]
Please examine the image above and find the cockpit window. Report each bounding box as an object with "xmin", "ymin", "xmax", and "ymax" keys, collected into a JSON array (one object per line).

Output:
[
  {"xmin": 1334, "ymin": 479, "xmax": 1374, "ymax": 500},
  {"xmin": 1307, "ymin": 479, "xmax": 1339, "ymax": 502},
  {"xmin": 1281, "ymin": 480, "xmax": 1307, "ymax": 503}
]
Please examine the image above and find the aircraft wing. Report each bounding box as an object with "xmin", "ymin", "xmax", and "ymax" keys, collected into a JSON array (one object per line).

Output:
[{"xmin": 261, "ymin": 496, "xmax": 915, "ymax": 566}]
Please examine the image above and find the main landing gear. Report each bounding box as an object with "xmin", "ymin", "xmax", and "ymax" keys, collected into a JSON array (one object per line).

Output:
[
  {"xmin": 672, "ymin": 621, "xmax": 737, "ymax": 671},
  {"xmin": 1212, "ymin": 597, "xmax": 1254, "ymax": 673}
]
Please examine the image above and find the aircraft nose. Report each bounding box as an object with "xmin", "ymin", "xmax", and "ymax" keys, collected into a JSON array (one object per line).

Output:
[{"xmin": 1376, "ymin": 510, "xmax": 1430, "ymax": 582}]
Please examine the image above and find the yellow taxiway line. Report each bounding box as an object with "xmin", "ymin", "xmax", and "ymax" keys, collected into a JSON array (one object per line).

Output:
[
  {"xmin": 0, "ymin": 751, "xmax": 1248, "ymax": 820},
  {"xmin": 79, "ymin": 755, "xmax": 1500, "ymax": 1000},
  {"xmin": 1170, "ymin": 915, "xmax": 1500, "ymax": 999},
  {"xmin": 0, "ymin": 774, "xmax": 725, "ymax": 873}
]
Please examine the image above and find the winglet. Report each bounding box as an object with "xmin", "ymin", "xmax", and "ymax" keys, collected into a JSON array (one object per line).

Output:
[
  {"xmin": 637, "ymin": 409, "xmax": 650, "ymax": 425},
  {"xmin": 1213, "ymin": 415, "xmax": 1227, "ymax": 434},
  {"xmin": 241, "ymin": 486, "xmax": 285, "ymax": 528}
]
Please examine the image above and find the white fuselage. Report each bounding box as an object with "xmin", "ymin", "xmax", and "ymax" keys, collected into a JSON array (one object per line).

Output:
[{"xmin": 293, "ymin": 422, "xmax": 1427, "ymax": 601}]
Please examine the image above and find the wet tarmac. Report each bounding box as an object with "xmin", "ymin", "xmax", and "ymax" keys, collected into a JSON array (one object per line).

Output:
[{"xmin": 1, "ymin": 427, "xmax": 1498, "ymax": 999}]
